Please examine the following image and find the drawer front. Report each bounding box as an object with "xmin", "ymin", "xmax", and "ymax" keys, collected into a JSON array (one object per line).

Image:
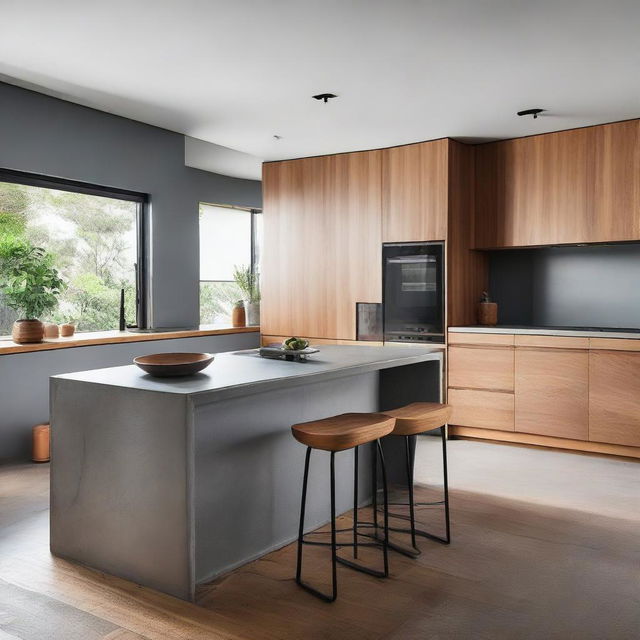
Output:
[
  {"xmin": 448, "ymin": 346, "xmax": 514, "ymax": 391},
  {"xmin": 448, "ymin": 332, "xmax": 514, "ymax": 346},
  {"xmin": 589, "ymin": 338, "xmax": 640, "ymax": 352},
  {"xmin": 448, "ymin": 389, "xmax": 514, "ymax": 431},
  {"xmin": 514, "ymin": 335, "xmax": 589, "ymax": 349},
  {"xmin": 589, "ymin": 351, "xmax": 640, "ymax": 447}
]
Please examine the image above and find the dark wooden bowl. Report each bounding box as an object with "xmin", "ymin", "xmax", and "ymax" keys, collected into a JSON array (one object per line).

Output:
[{"xmin": 133, "ymin": 352, "xmax": 214, "ymax": 377}]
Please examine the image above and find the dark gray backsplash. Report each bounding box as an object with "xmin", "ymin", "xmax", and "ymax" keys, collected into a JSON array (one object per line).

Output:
[{"xmin": 488, "ymin": 244, "xmax": 640, "ymax": 328}]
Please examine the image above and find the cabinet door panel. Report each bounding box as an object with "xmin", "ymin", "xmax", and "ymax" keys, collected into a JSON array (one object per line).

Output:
[
  {"xmin": 448, "ymin": 389, "xmax": 514, "ymax": 431},
  {"xmin": 589, "ymin": 351, "xmax": 640, "ymax": 446},
  {"xmin": 448, "ymin": 346, "xmax": 514, "ymax": 391},
  {"xmin": 382, "ymin": 139, "xmax": 448, "ymax": 242},
  {"xmin": 475, "ymin": 120, "xmax": 640, "ymax": 248},
  {"xmin": 262, "ymin": 151, "xmax": 382, "ymax": 340},
  {"xmin": 515, "ymin": 349, "xmax": 588, "ymax": 440}
]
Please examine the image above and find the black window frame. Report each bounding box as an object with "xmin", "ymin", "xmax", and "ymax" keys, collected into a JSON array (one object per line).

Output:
[{"xmin": 0, "ymin": 168, "xmax": 149, "ymax": 329}]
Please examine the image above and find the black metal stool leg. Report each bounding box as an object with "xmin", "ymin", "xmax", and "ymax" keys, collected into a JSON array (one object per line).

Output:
[
  {"xmin": 353, "ymin": 445, "xmax": 359, "ymax": 559},
  {"xmin": 375, "ymin": 428, "xmax": 452, "ymax": 555},
  {"xmin": 296, "ymin": 447, "xmax": 338, "ymax": 602},
  {"xmin": 337, "ymin": 439, "xmax": 390, "ymax": 578},
  {"xmin": 441, "ymin": 425, "xmax": 451, "ymax": 544},
  {"xmin": 372, "ymin": 440, "xmax": 378, "ymax": 529}
]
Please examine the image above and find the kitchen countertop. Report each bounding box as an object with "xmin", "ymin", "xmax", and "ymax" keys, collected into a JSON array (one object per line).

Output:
[
  {"xmin": 53, "ymin": 343, "xmax": 444, "ymax": 400},
  {"xmin": 449, "ymin": 326, "xmax": 640, "ymax": 339}
]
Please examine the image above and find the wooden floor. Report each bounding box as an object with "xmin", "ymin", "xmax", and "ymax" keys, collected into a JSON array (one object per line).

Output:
[{"xmin": 0, "ymin": 443, "xmax": 638, "ymax": 639}]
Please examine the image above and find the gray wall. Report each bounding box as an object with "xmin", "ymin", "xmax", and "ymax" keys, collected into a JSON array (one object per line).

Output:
[
  {"xmin": 0, "ymin": 331, "xmax": 260, "ymax": 462},
  {"xmin": 489, "ymin": 244, "xmax": 640, "ymax": 328},
  {"xmin": 0, "ymin": 81, "xmax": 262, "ymax": 328}
]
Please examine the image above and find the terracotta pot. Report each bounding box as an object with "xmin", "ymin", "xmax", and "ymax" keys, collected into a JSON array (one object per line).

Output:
[
  {"xmin": 12, "ymin": 319, "xmax": 44, "ymax": 344},
  {"xmin": 43, "ymin": 322, "xmax": 60, "ymax": 339},
  {"xmin": 231, "ymin": 304, "xmax": 246, "ymax": 328},
  {"xmin": 59, "ymin": 323, "xmax": 76, "ymax": 337},
  {"xmin": 32, "ymin": 423, "xmax": 51, "ymax": 463}
]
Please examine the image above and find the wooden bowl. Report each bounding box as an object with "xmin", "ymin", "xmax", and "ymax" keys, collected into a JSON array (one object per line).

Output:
[{"xmin": 133, "ymin": 352, "xmax": 214, "ymax": 377}]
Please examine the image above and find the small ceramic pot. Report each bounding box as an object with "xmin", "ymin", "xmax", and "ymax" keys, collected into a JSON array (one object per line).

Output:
[
  {"xmin": 59, "ymin": 323, "xmax": 76, "ymax": 337},
  {"xmin": 245, "ymin": 301, "xmax": 260, "ymax": 327},
  {"xmin": 43, "ymin": 322, "xmax": 60, "ymax": 339},
  {"xmin": 231, "ymin": 302, "xmax": 246, "ymax": 328},
  {"xmin": 12, "ymin": 319, "xmax": 44, "ymax": 344}
]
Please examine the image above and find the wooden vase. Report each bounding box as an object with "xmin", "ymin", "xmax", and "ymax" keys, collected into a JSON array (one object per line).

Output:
[
  {"xmin": 59, "ymin": 323, "xmax": 76, "ymax": 337},
  {"xmin": 231, "ymin": 305, "xmax": 246, "ymax": 328},
  {"xmin": 478, "ymin": 302, "xmax": 498, "ymax": 326},
  {"xmin": 12, "ymin": 319, "xmax": 44, "ymax": 344}
]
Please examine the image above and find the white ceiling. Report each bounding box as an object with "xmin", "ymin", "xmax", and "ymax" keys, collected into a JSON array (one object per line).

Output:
[{"xmin": 1, "ymin": 0, "xmax": 639, "ymax": 180}]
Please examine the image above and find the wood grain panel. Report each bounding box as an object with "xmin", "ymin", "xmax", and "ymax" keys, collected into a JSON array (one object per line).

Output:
[
  {"xmin": 589, "ymin": 338, "xmax": 640, "ymax": 351},
  {"xmin": 515, "ymin": 348, "xmax": 589, "ymax": 440},
  {"xmin": 0, "ymin": 326, "xmax": 258, "ymax": 356},
  {"xmin": 448, "ymin": 345, "xmax": 514, "ymax": 391},
  {"xmin": 382, "ymin": 139, "xmax": 448, "ymax": 242},
  {"xmin": 589, "ymin": 351, "xmax": 640, "ymax": 446},
  {"xmin": 446, "ymin": 140, "xmax": 489, "ymax": 327},
  {"xmin": 448, "ymin": 332, "xmax": 514, "ymax": 346},
  {"xmin": 449, "ymin": 426, "xmax": 640, "ymax": 459},
  {"xmin": 261, "ymin": 151, "xmax": 382, "ymax": 340},
  {"xmin": 448, "ymin": 389, "xmax": 514, "ymax": 431},
  {"xmin": 475, "ymin": 119, "xmax": 640, "ymax": 248},
  {"xmin": 514, "ymin": 335, "xmax": 589, "ymax": 349}
]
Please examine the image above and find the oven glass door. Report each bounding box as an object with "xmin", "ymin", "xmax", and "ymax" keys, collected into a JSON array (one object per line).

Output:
[{"xmin": 383, "ymin": 243, "xmax": 444, "ymax": 342}]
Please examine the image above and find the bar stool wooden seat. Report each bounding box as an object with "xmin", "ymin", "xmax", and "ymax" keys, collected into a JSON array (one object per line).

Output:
[
  {"xmin": 375, "ymin": 402, "xmax": 452, "ymax": 557},
  {"xmin": 292, "ymin": 412, "xmax": 395, "ymax": 602}
]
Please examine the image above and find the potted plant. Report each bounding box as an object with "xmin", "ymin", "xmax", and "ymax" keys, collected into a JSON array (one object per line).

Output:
[
  {"xmin": 233, "ymin": 265, "xmax": 260, "ymax": 326},
  {"xmin": 0, "ymin": 237, "xmax": 66, "ymax": 344}
]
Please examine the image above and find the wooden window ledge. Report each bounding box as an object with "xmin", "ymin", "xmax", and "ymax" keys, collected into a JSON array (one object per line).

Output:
[{"xmin": 0, "ymin": 325, "xmax": 259, "ymax": 356}]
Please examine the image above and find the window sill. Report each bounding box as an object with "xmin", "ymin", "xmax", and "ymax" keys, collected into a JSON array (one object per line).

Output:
[{"xmin": 0, "ymin": 325, "xmax": 259, "ymax": 356}]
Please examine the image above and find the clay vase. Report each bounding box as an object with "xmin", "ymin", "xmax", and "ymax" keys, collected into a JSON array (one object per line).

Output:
[
  {"xmin": 231, "ymin": 302, "xmax": 246, "ymax": 328},
  {"xmin": 43, "ymin": 322, "xmax": 60, "ymax": 339},
  {"xmin": 32, "ymin": 423, "xmax": 51, "ymax": 463},
  {"xmin": 59, "ymin": 323, "xmax": 76, "ymax": 337},
  {"xmin": 12, "ymin": 319, "xmax": 44, "ymax": 344}
]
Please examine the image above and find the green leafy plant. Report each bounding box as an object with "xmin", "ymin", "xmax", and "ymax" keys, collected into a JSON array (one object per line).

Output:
[
  {"xmin": 233, "ymin": 264, "xmax": 260, "ymax": 303},
  {"xmin": 0, "ymin": 236, "xmax": 66, "ymax": 320}
]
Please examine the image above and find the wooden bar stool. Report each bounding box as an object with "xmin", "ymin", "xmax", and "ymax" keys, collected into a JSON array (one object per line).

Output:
[
  {"xmin": 374, "ymin": 402, "xmax": 452, "ymax": 557},
  {"xmin": 291, "ymin": 412, "xmax": 395, "ymax": 602}
]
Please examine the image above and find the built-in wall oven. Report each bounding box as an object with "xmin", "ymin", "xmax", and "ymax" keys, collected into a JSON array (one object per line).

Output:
[{"xmin": 383, "ymin": 241, "xmax": 445, "ymax": 344}]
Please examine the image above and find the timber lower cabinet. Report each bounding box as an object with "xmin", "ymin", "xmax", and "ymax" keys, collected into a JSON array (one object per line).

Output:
[
  {"xmin": 515, "ymin": 348, "xmax": 589, "ymax": 440},
  {"xmin": 589, "ymin": 350, "xmax": 640, "ymax": 447},
  {"xmin": 448, "ymin": 332, "xmax": 640, "ymax": 456}
]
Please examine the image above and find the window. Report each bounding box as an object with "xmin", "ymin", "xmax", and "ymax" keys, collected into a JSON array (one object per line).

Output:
[
  {"xmin": 199, "ymin": 203, "xmax": 262, "ymax": 325},
  {"xmin": 0, "ymin": 170, "xmax": 146, "ymax": 334}
]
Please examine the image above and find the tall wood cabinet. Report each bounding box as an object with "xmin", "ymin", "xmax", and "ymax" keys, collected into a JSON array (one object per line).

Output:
[
  {"xmin": 475, "ymin": 119, "xmax": 640, "ymax": 248},
  {"xmin": 261, "ymin": 151, "xmax": 382, "ymax": 340},
  {"xmin": 262, "ymin": 139, "xmax": 487, "ymax": 340}
]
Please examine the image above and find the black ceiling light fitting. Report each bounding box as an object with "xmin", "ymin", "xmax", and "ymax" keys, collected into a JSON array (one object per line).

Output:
[
  {"xmin": 312, "ymin": 93, "xmax": 337, "ymax": 103},
  {"xmin": 517, "ymin": 108, "xmax": 545, "ymax": 119}
]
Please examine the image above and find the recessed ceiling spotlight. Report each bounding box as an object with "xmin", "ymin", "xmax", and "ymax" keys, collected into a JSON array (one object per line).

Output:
[
  {"xmin": 312, "ymin": 93, "xmax": 338, "ymax": 103},
  {"xmin": 517, "ymin": 108, "xmax": 545, "ymax": 119}
]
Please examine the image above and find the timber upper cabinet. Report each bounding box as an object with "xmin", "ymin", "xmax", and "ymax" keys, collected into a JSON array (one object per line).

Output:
[
  {"xmin": 261, "ymin": 151, "xmax": 382, "ymax": 340},
  {"xmin": 475, "ymin": 119, "xmax": 640, "ymax": 248},
  {"xmin": 382, "ymin": 139, "xmax": 449, "ymax": 242}
]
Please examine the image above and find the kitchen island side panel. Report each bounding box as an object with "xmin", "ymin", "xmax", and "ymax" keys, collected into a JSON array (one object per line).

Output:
[
  {"xmin": 50, "ymin": 379, "xmax": 193, "ymax": 600},
  {"xmin": 192, "ymin": 371, "xmax": 379, "ymax": 585}
]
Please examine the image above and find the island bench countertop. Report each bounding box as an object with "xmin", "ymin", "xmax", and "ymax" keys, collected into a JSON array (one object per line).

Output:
[{"xmin": 51, "ymin": 344, "xmax": 443, "ymax": 402}]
